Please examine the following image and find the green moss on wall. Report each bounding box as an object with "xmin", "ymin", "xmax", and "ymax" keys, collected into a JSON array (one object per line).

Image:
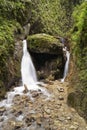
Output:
[
  {"xmin": 68, "ymin": 1, "xmax": 87, "ymax": 121},
  {"xmin": 0, "ymin": 18, "xmax": 21, "ymax": 87},
  {"xmin": 0, "ymin": 0, "xmax": 32, "ymax": 93},
  {"xmin": 30, "ymin": 0, "xmax": 72, "ymax": 36},
  {"xmin": 72, "ymin": 1, "xmax": 87, "ymax": 84}
]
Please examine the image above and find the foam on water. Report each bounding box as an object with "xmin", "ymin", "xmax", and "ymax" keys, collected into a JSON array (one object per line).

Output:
[{"xmin": 21, "ymin": 39, "xmax": 37, "ymax": 87}]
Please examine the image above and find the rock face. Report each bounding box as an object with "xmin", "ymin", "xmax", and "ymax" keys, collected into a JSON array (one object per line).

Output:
[
  {"xmin": 5, "ymin": 40, "xmax": 23, "ymax": 88},
  {"xmin": 0, "ymin": 39, "xmax": 23, "ymax": 99},
  {"xmin": 27, "ymin": 34, "xmax": 64, "ymax": 80},
  {"xmin": 67, "ymin": 60, "xmax": 87, "ymax": 122},
  {"xmin": 68, "ymin": 82, "xmax": 87, "ymax": 122}
]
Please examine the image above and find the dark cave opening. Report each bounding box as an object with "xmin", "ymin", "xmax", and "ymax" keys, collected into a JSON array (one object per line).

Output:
[{"xmin": 29, "ymin": 51, "xmax": 65, "ymax": 80}]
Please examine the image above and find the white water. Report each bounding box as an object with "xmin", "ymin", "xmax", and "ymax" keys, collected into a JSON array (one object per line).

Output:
[
  {"xmin": 21, "ymin": 39, "xmax": 38, "ymax": 89},
  {"xmin": 61, "ymin": 47, "xmax": 70, "ymax": 82},
  {"xmin": 0, "ymin": 39, "xmax": 50, "ymax": 108}
]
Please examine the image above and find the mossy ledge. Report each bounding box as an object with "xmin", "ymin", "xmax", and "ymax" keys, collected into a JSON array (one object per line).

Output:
[{"xmin": 27, "ymin": 33, "xmax": 63, "ymax": 54}]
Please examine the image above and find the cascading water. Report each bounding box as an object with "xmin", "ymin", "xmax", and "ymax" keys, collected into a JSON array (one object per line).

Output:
[
  {"xmin": 21, "ymin": 39, "xmax": 50, "ymax": 95},
  {"xmin": 0, "ymin": 39, "xmax": 50, "ymax": 108},
  {"xmin": 61, "ymin": 47, "xmax": 70, "ymax": 82},
  {"xmin": 21, "ymin": 39, "xmax": 38, "ymax": 89},
  {"xmin": 0, "ymin": 39, "xmax": 50, "ymax": 129}
]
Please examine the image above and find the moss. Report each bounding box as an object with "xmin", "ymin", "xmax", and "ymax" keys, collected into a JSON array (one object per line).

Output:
[
  {"xmin": 72, "ymin": 1, "xmax": 87, "ymax": 85},
  {"xmin": 27, "ymin": 33, "xmax": 62, "ymax": 54},
  {"xmin": 0, "ymin": 18, "xmax": 22, "ymax": 91},
  {"xmin": 30, "ymin": 0, "xmax": 74, "ymax": 36},
  {"xmin": 0, "ymin": 18, "xmax": 21, "ymax": 84},
  {"xmin": 0, "ymin": 0, "xmax": 32, "ymax": 25},
  {"xmin": 0, "ymin": 0, "xmax": 32, "ymax": 93},
  {"xmin": 68, "ymin": 1, "xmax": 87, "ymax": 121}
]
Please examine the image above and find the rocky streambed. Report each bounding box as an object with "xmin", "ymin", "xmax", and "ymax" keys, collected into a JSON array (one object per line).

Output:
[{"xmin": 0, "ymin": 80, "xmax": 87, "ymax": 130}]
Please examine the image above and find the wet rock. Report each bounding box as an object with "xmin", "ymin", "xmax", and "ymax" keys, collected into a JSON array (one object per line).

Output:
[
  {"xmin": 13, "ymin": 95, "xmax": 21, "ymax": 104},
  {"xmin": 0, "ymin": 107, "xmax": 6, "ymax": 116},
  {"xmin": 0, "ymin": 117, "xmax": 4, "ymax": 122},
  {"xmin": 14, "ymin": 110, "xmax": 23, "ymax": 117},
  {"xmin": 25, "ymin": 114, "xmax": 37, "ymax": 126},
  {"xmin": 31, "ymin": 91, "xmax": 39, "ymax": 98},
  {"xmin": 23, "ymin": 84, "xmax": 29, "ymax": 93},
  {"xmin": 0, "ymin": 106, "xmax": 6, "ymax": 113}
]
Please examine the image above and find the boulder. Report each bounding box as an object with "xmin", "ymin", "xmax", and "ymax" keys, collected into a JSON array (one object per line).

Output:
[
  {"xmin": 27, "ymin": 34, "xmax": 65, "ymax": 80},
  {"xmin": 27, "ymin": 33, "xmax": 63, "ymax": 54}
]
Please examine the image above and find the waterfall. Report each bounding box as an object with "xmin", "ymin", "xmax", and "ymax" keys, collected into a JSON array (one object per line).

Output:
[
  {"xmin": 0, "ymin": 39, "xmax": 50, "ymax": 108},
  {"xmin": 61, "ymin": 47, "xmax": 70, "ymax": 82},
  {"xmin": 0, "ymin": 40, "xmax": 39, "ymax": 107},
  {"xmin": 21, "ymin": 39, "xmax": 38, "ymax": 89}
]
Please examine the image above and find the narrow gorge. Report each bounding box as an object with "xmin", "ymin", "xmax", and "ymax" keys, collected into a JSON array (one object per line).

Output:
[{"xmin": 0, "ymin": 0, "xmax": 87, "ymax": 130}]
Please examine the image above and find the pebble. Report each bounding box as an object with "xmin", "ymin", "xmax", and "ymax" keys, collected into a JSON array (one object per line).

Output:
[
  {"xmin": 0, "ymin": 117, "xmax": 4, "ymax": 122},
  {"xmin": 66, "ymin": 116, "xmax": 72, "ymax": 120},
  {"xmin": 57, "ymin": 87, "xmax": 64, "ymax": 92},
  {"xmin": 58, "ymin": 116, "xmax": 65, "ymax": 122},
  {"xmin": 31, "ymin": 91, "xmax": 39, "ymax": 98},
  {"xmin": 58, "ymin": 95, "xmax": 64, "ymax": 100},
  {"xmin": 0, "ymin": 107, "xmax": 6, "ymax": 113},
  {"xmin": 44, "ymin": 108, "xmax": 51, "ymax": 114}
]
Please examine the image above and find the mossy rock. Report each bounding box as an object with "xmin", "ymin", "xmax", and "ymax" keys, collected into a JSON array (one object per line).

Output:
[
  {"xmin": 67, "ymin": 60, "xmax": 87, "ymax": 121},
  {"xmin": 27, "ymin": 34, "xmax": 64, "ymax": 80},
  {"xmin": 27, "ymin": 34, "xmax": 63, "ymax": 54},
  {"xmin": 0, "ymin": 40, "xmax": 22, "ymax": 93},
  {"xmin": 68, "ymin": 89, "xmax": 87, "ymax": 121}
]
